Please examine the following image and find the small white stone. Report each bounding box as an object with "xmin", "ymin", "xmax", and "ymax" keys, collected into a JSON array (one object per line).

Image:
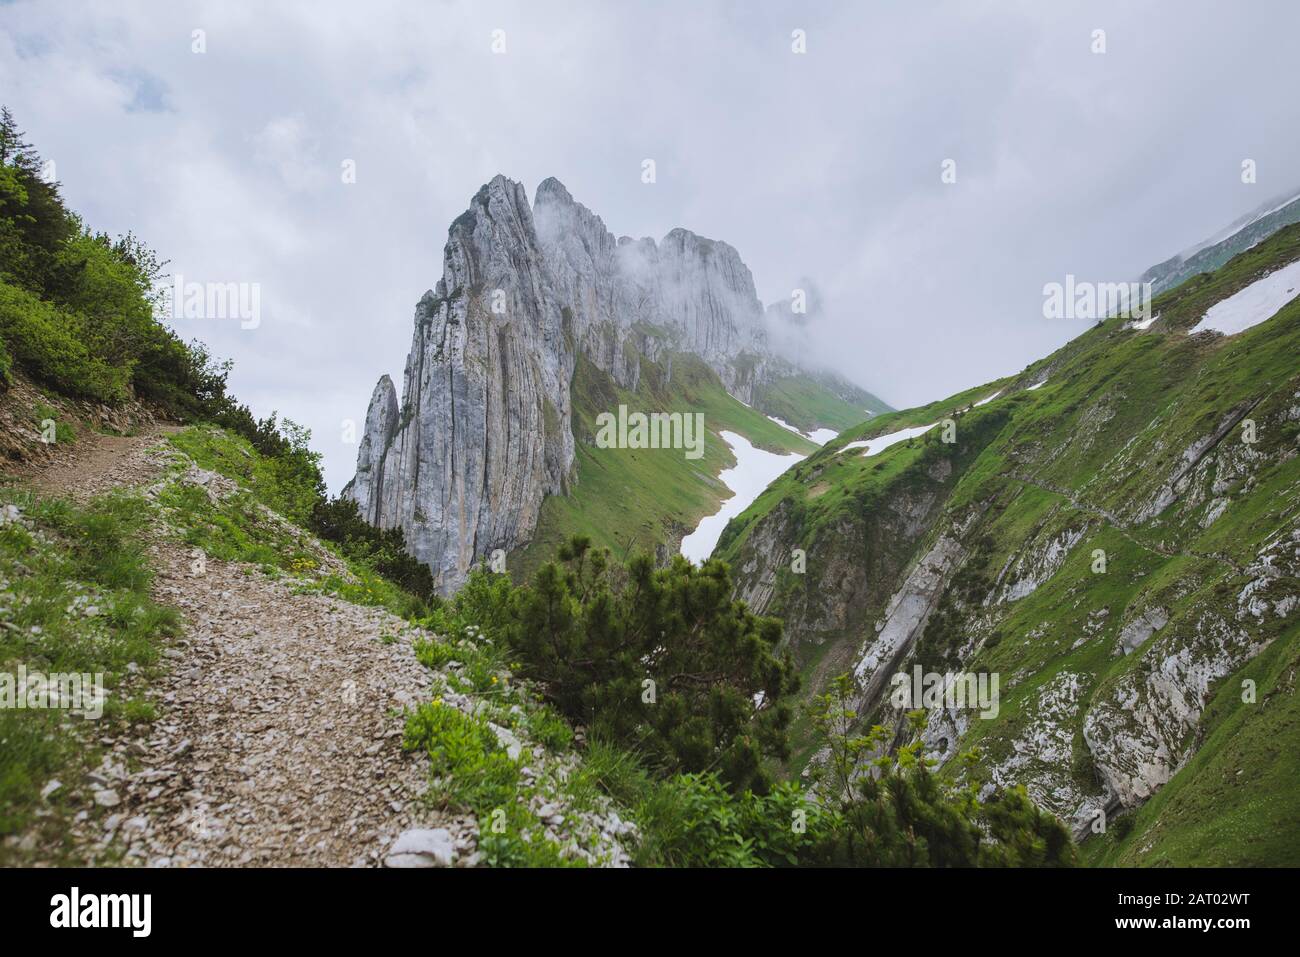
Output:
[{"xmin": 384, "ymin": 828, "xmax": 456, "ymax": 868}]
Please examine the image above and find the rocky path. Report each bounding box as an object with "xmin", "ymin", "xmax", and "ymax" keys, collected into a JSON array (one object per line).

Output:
[
  {"xmin": 20, "ymin": 423, "xmax": 181, "ymax": 499},
  {"xmin": 16, "ymin": 427, "xmax": 475, "ymax": 867}
]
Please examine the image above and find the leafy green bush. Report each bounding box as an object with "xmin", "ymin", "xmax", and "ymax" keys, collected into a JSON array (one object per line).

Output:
[
  {"xmin": 525, "ymin": 704, "xmax": 574, "ymax": 752},
  {"xmin": 0, "ymin": 108, "xmax": 281, "ymax": 430},
  {"xmin": 402, "ymin": 699, "xmax": 579, "ymax": 867},
  {"xmin": 445, "ymin": 564, "xmax": 515, "ymax": 637},
  {"xmin": 565, "ymin": 738, "xmax": 826, "ymax": 867},
  {"xmin": 0, "ymin": 111, "xmax": 75, "ymax": 293},
  {"xmin": 404, "ymin": 700, "xmax": 520, "ymax": 809},
  {"xmin": 632, "ymin": 773, "xmax": 823, "ymax": 867},
  {"xmin": 0, "ymin": 109, "xmax": 184, "ymax": 404},
  {"xmin": 0, "ymin": 280, "xmax": 129, "ymax": 401},
  {"xmin": 413, "ymin": 636, "xmax": 459, "ymax": 670}
]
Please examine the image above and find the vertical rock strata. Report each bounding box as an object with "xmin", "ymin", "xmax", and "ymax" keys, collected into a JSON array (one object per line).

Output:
[{"xmin": 347, "ymin": 175, "xmax": 799, "ymax": 593}]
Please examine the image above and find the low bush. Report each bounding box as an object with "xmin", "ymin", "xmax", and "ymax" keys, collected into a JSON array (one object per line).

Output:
[
  {"xmin": 504, "ymin": 537, "xmax": 798, "ymax": 794},
  {"xmin": 0, "ymin": 280, "xmax": 129, "ymax": 402}
]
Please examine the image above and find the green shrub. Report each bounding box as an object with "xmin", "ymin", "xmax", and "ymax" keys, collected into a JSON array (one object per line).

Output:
[
  {"xmin": 404, "ymin": 700, "xmax": 520, "ymax": 809},
  {"xmin": 505, "ymin": 536, "xmax": 797, "ymax": 794},
  {"xmin": 566, "ymin": 740, "xmax": 826, "ymax": 868},
  {"xmin": 402, "ymin": 700, "xmax": 579, "ymax": 867},
  {"xmin": 309, "ymin": 496, "xmax": 435, "ymax": 603},
  {"xmin": 413, "ymin": 637, "xmax": 459, "ymax": 670},
  {"xmin": 632, "ymin": 772, "xmax": 828, "ymax": 867},
  {"xmin": 804, "ymin": 674, "xmax": 1077, "ymax": 867},
  {"xmin": 0, "ymin": 111, "xmax": 75, "ymax": 293},
  {"xmin": 0, "ymin": 280, "xmax": 129, "ymax": 401},
  {"xmin": 525, "ymin": 704, "xmax": 574, "ymax": 752}
]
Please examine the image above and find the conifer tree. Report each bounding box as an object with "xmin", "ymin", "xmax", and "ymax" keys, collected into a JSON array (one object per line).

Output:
[{"xmin": 506, "ymin": 536, "xmax": 798, "ymax": 793}]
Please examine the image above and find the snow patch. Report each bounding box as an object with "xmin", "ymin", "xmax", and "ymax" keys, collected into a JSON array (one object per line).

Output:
[
  {"xmin": 764, "ymin": 413, "xmax": 803, "ymax": 436},
  {"xmin": 680, "ymin": 431, "xmax": 804, "ymax": 563},
  {"xmin": 1190, "ymin": 259, "xmax": 1300, "ymax": 336},
  {"xmin": 839, "ymin": 422, "xmax": 937, "ymax": 457},
  {"xmin": 836, "ymin": 390, "xmax": 997, "ymax": 460},
  {"xmin": 763, "ymin": 414, "xmax": 839, "ymax": 447}
]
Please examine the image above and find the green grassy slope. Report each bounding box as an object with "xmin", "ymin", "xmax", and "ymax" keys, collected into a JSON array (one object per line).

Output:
[
  {"xmin": 510, "ymin": 352, "xmax": 817, "ymax": 582},
  {"xmin": 0, "ymin": 486, "xmax": 178, "ymax": 863},
  {"xmin": 717, "ymin": 223, "xmax": 1300, "ymax": 865},
  {"xmin": 716, "ymin": 376, "xmax": 1013, "ymax": 563},
  {"xmin": 752, "ymin": 372, "xmax": 892, "ymax": 433}
]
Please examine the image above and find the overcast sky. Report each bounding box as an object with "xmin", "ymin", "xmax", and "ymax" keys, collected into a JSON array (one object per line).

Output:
[{"xmin": 3, "ymin": 0, "xmax": 1298, "ymax": 490}]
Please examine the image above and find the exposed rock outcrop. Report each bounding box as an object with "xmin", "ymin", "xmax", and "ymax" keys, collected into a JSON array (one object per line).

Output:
[
  {"xmin": 850, "ymin": 533, "xmax": 966, "ymax": 714},
  {"xmin": 347, "ymin": 175, "xmax": 867, "ymax": 593},
  {"xmin": 348, "ymin": 375, "xmax": 398, "ymax": 525},
  {"xmin": 352, "ymin": 176, "xmax": 576, "ymax": 594}
]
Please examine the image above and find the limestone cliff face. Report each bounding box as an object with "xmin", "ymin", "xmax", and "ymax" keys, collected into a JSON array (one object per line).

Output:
[
  {"xmin": 531, "ymin": 176, "xmax": 774, "ymax": 399},
  {"xmin": 348, "ymin": 175, "xmax": 817, "ymax": 594},
  {"xmin": 348, "ymin": 176, "xmax": 575, "ymax": 594},
  {"xmin": 349, "ymin": 375, "xmax": 398, "ymax": 525}
]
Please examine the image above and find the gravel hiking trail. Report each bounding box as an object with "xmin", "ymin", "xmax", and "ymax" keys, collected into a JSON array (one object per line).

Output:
[{"xmin": 8, "ymin": 426, "xmax": 472, "ymax": 867}]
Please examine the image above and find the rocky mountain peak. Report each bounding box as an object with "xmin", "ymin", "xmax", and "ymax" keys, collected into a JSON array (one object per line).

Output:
[
  {"xmin": 347, "ymin": 176, "xmax": 849, "ymax": 593},
  {"xmin": 534, "ymin": 175, "xmax": 576, "ymax": 205}
]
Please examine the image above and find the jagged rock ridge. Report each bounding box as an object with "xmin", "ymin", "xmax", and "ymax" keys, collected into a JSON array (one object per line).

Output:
[{"xmin": 346, "ymin": 175, "xmax": 873, "ymax": 593}]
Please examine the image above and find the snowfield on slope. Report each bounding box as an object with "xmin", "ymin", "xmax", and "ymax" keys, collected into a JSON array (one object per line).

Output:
[
  {"xmin": 839, "ymin": 422, "xmax": 938, "ymax": 457},
  {"xmin": 1191, "ymin": 259, "xmax": 1300, "ymax": 335},
  {"xmin": 835, "ymin": 392, "xmax": 1003, "ymax": 458},
  {"xmin": 680, "ymin": 431, "xmax": 804, "ymax": 562},
  {"xmin": 764, "ymin": 413, "xmax": 838, "ymax": 446}
]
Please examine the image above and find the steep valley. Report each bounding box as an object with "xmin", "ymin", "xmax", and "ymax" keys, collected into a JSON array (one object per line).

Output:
[{"xmin": 715, "ymin": 223, "xmax": 1300, "ymax": 865}]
